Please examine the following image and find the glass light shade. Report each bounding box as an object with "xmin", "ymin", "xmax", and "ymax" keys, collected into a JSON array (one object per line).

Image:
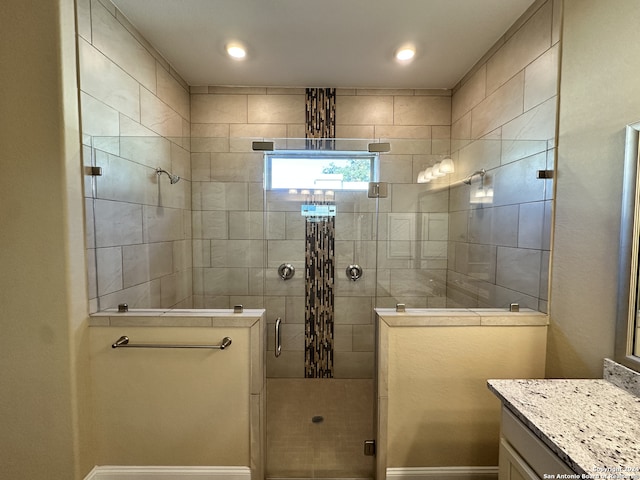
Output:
[
  {"xmin": 440, "ymin": 158, "xmax": 455, "ymax": 174},
  {"xmin": 432, "ymin": 163, "xmax": 446, "ymax": 178},
  {"xmin": 424, "ymin": 167, "xmax": 434, "ymax": 180}
]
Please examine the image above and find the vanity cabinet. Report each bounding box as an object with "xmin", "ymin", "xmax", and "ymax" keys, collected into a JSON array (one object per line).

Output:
[{"xmin": 499, "ymin": 408, "xmax": 575, "ymax": 480}]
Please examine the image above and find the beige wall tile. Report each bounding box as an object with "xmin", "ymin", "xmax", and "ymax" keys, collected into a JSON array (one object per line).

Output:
[
  {"xmin": 267, "ymin": 87, "xmax": 305, "ymax": 95},
  {"xmin": 170, "ymin": 142, "xmax": 190, "ymax": 181},
  {"xmin": 471, "ymin": 72, "xmax": 524, "ymax": 139},
  {"xmin": 209, "ymin": 152, "xmax": 262, "ymax": 182},
  {"xmin": 196, "ymin": 182, "xmax": 249, "ymax": 211},
  {"xmin": 157, "ymin": 65, "xmax": 189, "ymax": 119},
  {"xmin": 191, "ymin": 137, "xmax": 230, "ymax": 153},
  {"xmin": 336, "ymin": 95, "xmax": 393, "ymax": 125},
  {"xmin": 173, "ymin": 239, "xmax": 192, "ymax": 272},
  {"xmin": 551, "ymin": 0, "xmax": 562, "ymax": 45},
  {"xmin": 95, "ymin": 152, "xmax": 157, "ymax": 205},
  {"xmin": 490, "ymin": 205, "xmax": 520, "ymax": 247},
  {"xmin": 209, "ymin": 86, "xmax": 266, "ymax": 95},
  {"xmin": 248, "ymin": 95, "xmax": 305, "ymax": 124},
  {"xmin": 99, "ymin": 279, "xmax": 162, "ymax": 309},
  {"xmin": 353, "ymin": 325, "xmax": 375, "ymax": 352},
  {"xmin": 143, "ymin": 205, "xmax": 184, "ymax": 243},
  {"xmin": 287, "ymin": 124, "xmax": 306, "ymax": 139},
  {"xmin": 492, "ymin": 152, "xmax": 546, "ymax": 207},
  {"xmin": 122, "ymin": 242, "xmax": 173, "ymax": 288},
  {"xmin": 496, "ymin": 246, "xmax": 541, "ymax": 297},
  {"xmin": 502, "ymin": 96, "xmax": 556, "ymax": 143},
  {"xmin": 393, "ymin": 96, "xmax": 451, "ymax": 126},
  {"xmin": 452, "ymin": 112, "xmax": 472, "ymax": 143},
  {"xmin": 333, "ymin": 352, "xmax": 374, "ymax": 379},
  {"xmin": 79, "ymin": 39, "xmax": 140, "ymax": 121},
  {"xmin": 211, "ymin": 240, "xmax": 264, "ymax": 267},
  {"xmin": 91, "ymin": 0, "xmax": 156, "ymax": 93},
  {"xmin": 120, "ymin": 136, "xmax": 171, "ymax": 170},
  {"xmin": 229, "ymin": 123, "xmax": 288, "ymax": 139},
  {"xmin": 192, "ymin": 240, "xmax": 211, "ymax": 267},
  {"xmin": 486, "ymin": 1, "xmax": 552, "ymax": 94},
  {"xmin": 119, "ymin": 115, "xmax": 156, "ymax": 137},
  {"xmin": 76, "ymin": 0, "xmax": 92, "ymax": 41},
  {"xmin": 266, "ymin": 240, "xmax": 305, "ymax": 268},
  {"xmin": 380, "ymin": 155, "xmax": 413, "ymax": 183},
  {"xmin": 518, "ymin": 201, "xmax": 545, "ymax": 249},
  {"xmin": 386, "ymin": 139, "xmax": 431, "ymax": 155},
  {"xmin": 191, "ymin": 123, "xmax": 230, "ymax": 139},
  {"xmin": 334, "ymin": 297, "xmax": 373, "ymax": 325},
  {"xmin": 203, "ymin": 268, "xmax": 249, "ymax": 296},
  {"xmin": 452, "ymin": 65, "xmax": 486, "ymax": 123},
  {"xmin": 96, "ymin": 246, "xmax": 123, "ymax": 295},
  {"xmin": 94, "ymin": 199, "xmax": 143, "ymax": 247},
  {"xmin": 524, "ymin": 45, "xmax": 559, "ymax": 111},
  {"xmin": 200, "ymin": 211, "xmax": 228, "ymax": 239},
  {"xmin": 334, "ymin": 325, "xmax": 353, "ymax": 352},
  {"xmin": 80, "ymin": 92, "xmax": 119, "ymax": 137},
  {"xmin": 335, "ymin": 125, "xmax": 375, "ymax": 139},
  {"xmin": 229, "ymin": 211, "xmax": 267, "ymax": 240},
  {"xmin": 191, "ymin": 94, "xmax": 248, "ymax": 124},
  {"xmin": 375, "ymin": 125, "xmax": 431, "ymax": 139},
  {"xmin": 140, "ymin": 88, "xmax": 183, "ymax": 137}
]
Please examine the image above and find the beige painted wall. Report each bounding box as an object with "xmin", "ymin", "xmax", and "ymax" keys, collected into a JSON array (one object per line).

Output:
[
  {"xmin": 549, "ymin": 0, "xmax": 640, "ymax": 377},
  {"xmin": 386, "ymin": 325, "xmax": 547, "ymax": 467},
  {"xmin": 0, "ymin": 0, "xmax": 92, "ymax": 478},
  {"xmin": 89, "ymin": 326, "xmax": 253, "ymax": 466}
]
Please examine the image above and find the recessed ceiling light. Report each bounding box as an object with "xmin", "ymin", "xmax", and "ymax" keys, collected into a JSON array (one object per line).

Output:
[
  {"xmin": 226, "ymin": 43, "xmax": 246, "ymax": 60},
  {"xmin": 395, "ymin": 46, "xmax": 415, "ymax": 62}
]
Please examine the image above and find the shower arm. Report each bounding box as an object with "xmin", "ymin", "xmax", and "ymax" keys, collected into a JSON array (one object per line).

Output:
[
  {"xmin": 463, "ymin": 169, "xmax": 486, "ymax": 185},
  {"xmin": 156, "ymin": 167, "xmax": 180, "ymax": 184}
]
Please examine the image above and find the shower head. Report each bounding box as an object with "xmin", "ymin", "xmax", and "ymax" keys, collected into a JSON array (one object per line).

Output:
[{"xmin": 156, "ymin": 168, "xmax": 180, "ymax": 184}]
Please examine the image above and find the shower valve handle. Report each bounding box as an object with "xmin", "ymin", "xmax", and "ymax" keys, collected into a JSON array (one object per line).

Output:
[
  {"xmin": 278, "ymin": 263, "xmax": 295, "ymax": 280},
  {"xmin": 346, "ymin": 264, "xmax": 363, "ymax": 281}
]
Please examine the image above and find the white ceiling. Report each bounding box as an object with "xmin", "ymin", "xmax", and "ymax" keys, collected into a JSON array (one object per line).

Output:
[{"xmin": 111, "ymin": 0, "xmax": 536, "ymax": 89}]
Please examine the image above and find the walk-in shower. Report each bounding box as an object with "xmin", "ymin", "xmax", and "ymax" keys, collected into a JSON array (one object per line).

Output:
[{"xmin": 84, "ymin": 134, "xmax": 553, "ymax": 479}]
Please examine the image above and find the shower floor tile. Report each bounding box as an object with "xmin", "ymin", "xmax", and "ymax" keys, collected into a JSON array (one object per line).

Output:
[{"xmin": 266, "ymin": 378, "xmax": 374, "ymax": 479}]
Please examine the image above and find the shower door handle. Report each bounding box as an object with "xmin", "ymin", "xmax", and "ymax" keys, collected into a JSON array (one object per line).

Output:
[{"xmin": 274, "ymin": 317, "xmax": 282, "ymax": 358}]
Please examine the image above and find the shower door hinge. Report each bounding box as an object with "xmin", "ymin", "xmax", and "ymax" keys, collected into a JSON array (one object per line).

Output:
[
  {"xmin": 86, "ymin": 166, "xmax": 103, "ymax": 176},
  {"xmin": 364, "ymin": 439, "xmax": 376, "ymax": 456},
  {"xmin": 536, "ymin": 169, "xmax": 554, "ymax": 179},
  {"xmin": 368, "ymin": 182, "xmax": 388, "ymax": 198}
]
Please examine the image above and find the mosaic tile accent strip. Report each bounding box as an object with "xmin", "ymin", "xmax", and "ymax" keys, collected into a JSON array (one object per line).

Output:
[
  {"xmin": 305, "ymin": 88, "xmax": 336, "ymax": 149},
  {"xmin": 304, "ymin": 212, "xmax": 335, "ymax": 378}
]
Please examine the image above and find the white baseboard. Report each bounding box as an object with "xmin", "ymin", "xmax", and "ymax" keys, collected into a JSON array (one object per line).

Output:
[
  {"xmin": 386, "ymin": 466, "xmax": 499, "ymax": 480},
  {"xmin": 84, "ymin": 466, "xmax": 252, "ymax": 480}
]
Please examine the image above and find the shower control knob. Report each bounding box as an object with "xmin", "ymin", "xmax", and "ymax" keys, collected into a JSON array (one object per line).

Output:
[
  {"xmin": 278, "ymin": 263, "xmax": 295, "ymax": 280},
  {"xmin": 346, "ymin": 264, "xmax": 363, "ymax": 281}
]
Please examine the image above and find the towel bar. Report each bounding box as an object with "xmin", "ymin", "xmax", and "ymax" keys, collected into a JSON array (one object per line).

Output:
[{"xmin": 111, "ymin": 335, "xmax": 232, "ymax": 350}]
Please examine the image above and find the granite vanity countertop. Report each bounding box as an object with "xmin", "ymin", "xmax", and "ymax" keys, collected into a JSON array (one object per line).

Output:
[{"xmin": 488, "ymin": 379, "xmax": 640, "ymax": 478}]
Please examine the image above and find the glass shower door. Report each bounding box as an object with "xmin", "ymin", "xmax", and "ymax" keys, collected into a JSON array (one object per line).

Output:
[{"xmin": 262, "ymin": 149, "xmax": 379, "ymax": 479}]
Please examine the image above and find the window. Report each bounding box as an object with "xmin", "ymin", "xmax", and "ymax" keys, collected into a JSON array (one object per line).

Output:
[{"xmin": 265, "ymin": 151, "xmax": 378, "ymax": 191}]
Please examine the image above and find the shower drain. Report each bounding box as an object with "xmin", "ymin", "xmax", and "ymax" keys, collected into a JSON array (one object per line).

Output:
[{"xmin": 311, "ymin": 415, "xmax": 324, "ymax": 423}]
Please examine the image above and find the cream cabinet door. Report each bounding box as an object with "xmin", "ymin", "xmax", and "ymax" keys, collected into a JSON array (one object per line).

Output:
[{"xmin": 499, "ymin": 437, "xmax": 541, "ymax": 480}]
